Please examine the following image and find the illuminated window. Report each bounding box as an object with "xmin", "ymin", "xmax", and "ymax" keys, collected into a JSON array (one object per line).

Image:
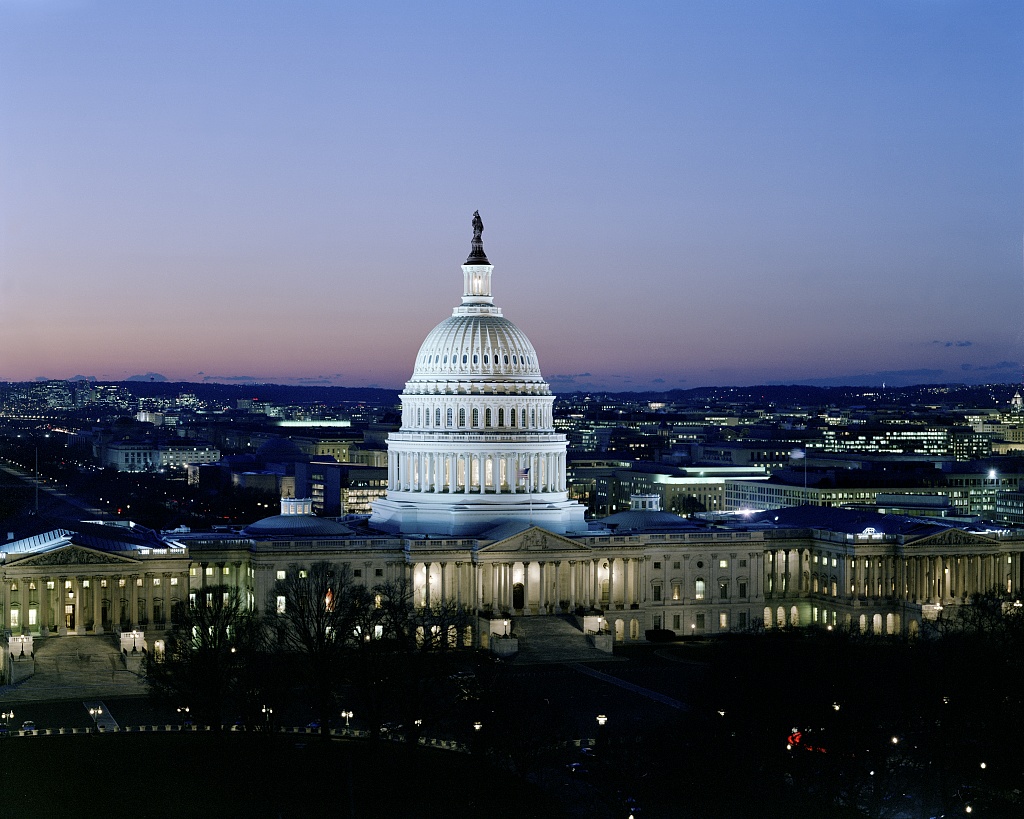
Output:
[
  {"xmin": 672, "ymin": 583, "xmax": 680, "ymax": 601},
  {"xmin": 719, "ymin": 559, "xmax": 728, "ymax": 569},
  {"xmin": 46, "ymin": 581, "xmax": 54, "ymax": 590},
  {"xmin": 64, "ymin": 580, "xmax": 71, "ymax": 590},
  {"xmin": 189, "ymin": 567, "xmax": 196, "ymax": 577},
  {"xmin": 276, "ymin": 570, "xmax": 285, "ymax": 581},
  {"xmin": 205, "ymin": 567, "xmax": 213, "ymax": 577},
  {"xmin": 222, "ymin": 567, "xmax": 230, "ymax": 576},
  {"xmin": 695, "ymin": 579, "xmax": 705, "ymax": 600},
  {"xmin": 299, "ymin": 570, "xmax": 307, "ymax": 579},
  {"xmin": 136, "ymin": 578, "xmax": 143, "ymax": 587},
  {"xmin": 170, "ymin": 577, "xmax": 178, "ymax": 586},
  {"xmin": 719, "ymin": 612, "xmax": 728, "ymax": 629},
  {"xmin": 28, "ymin": 609, "xmax": 37, "ymax": 626}
]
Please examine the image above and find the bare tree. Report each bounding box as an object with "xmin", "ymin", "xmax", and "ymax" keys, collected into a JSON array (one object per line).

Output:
[
  {"xmin": 267, "ymin": 561, "xmax": 357, "ymax": 735},
  {"xmin": 146, "ymin": 584, "xmax": 266, "ymax": 730}
]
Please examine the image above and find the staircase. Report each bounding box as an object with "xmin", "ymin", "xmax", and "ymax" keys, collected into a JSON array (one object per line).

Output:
[
  {"xmin": 509, "ymin": 615, "xmax": 619, "ymax": 664},
  {"xmin": 0, "ymin": 636, "xmax": 148, "ymax": 702}
]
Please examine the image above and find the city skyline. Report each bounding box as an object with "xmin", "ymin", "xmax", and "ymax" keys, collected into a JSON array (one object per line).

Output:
[{"xmin": 1, "ymin": 1, "xmax": 1021, "ymax": 391}]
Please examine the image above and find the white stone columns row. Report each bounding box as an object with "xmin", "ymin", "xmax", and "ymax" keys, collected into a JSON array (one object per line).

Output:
[{"xmin": 390, "ymin": 449, "xmax": 567, "ymax": 493}]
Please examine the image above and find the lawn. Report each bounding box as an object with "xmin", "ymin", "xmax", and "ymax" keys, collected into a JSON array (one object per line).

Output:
[{"xmin": 0, "ymin": 732, "xmax": 562, "ymax": 819}]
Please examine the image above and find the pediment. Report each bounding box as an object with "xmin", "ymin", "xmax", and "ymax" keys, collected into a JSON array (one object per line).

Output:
[
  {"xmin": 908, "ymin": 528, "xmax": 1000, "ymax": 549},
  {"xmin": 479, "ymin": 526, "xmax": 591, "ymax": 555},
  {"xmin": 8, "ymin": 545, "xmax": 141, "ymax": 568}
]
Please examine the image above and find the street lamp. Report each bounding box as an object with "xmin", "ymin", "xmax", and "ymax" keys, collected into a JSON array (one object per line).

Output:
[
  {"xmin": 596, "ymin": 714, "xmax": 607, "ymax": 727},
  {"xmin": 177, "ymin": 706, "xmax": 190, "ymax": 729},
  {"xmin": 262, "ymin": 705, "xmax": 273, "ymax": 730},
  {"xmin": 340, "ymin": 710, "xmax": 353, "ymax": 729}
]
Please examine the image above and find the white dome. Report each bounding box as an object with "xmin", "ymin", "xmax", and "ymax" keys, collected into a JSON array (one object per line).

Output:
[
  {"xmin": 407, "ymin": 313, "xmax": 549, "ymax": 394},
  {"xmin": 370, "ymin": 212, "xmax": 587, "ymax": 537}
]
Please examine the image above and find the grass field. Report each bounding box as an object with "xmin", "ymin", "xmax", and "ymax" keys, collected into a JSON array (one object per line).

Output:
[{"xmin": 0, "ymin": 732, "xmax": 562, "ymax": 819}]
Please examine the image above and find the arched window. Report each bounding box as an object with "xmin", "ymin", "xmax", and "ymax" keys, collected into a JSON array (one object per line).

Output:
[
  {"xmin": 485, "ymin": 408, "xmax": 492, "ymax": 427},
  {"xmin": 462, "ymin": 354, "xmax": 467, "ymax": 364},
  {"xmin": 521, "ymin": 409, "xmax": 527, "ymax": 427},
  {"xmin": 458, "ymin": 408, "xmax": 466, "ymax": 427},
  {"xmin": 694, "ymin": 578, "xmax": 705, "ymax": 600},
  {"xmin": 473, "ymin": 354, "xmax": 478, "ymax": 364},
  {"xmin": 530, "ymin": 408, "xmax": 536, "ymax": 426},
  {"xmin": 435, "ymin": 409, "xmax": 441, "ymax": 426},
  {"xmin": 446, "ymin": 408, "xmax": 453, "ymax": 427},
  {"xmin": 417, "ymin": 407, "xmax": 421, "ymax": 426},
  {"xmin": 472, "ymin": 408, "xmax": 479, "ymax": 427},
  {"xmin": 504, "ymin": 355, "xmax": 509, "ymax": 364},
  {"xmin": 510, "ymin": 408, "xmax": 516, "ymax": 427},
  {"xmin": 498, "ymin": 408, "xmax": 504, "ymax": 426}
]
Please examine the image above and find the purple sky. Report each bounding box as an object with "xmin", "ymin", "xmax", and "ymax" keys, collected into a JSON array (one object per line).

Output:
[{"xmin": 1, "ymin": 1, "xmax": 1021, "ymax": 391}]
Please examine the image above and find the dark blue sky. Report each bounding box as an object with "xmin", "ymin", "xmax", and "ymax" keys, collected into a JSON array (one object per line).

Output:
[{"xmin": 1, "ymin": 1, "xmax": 1021, "ymax": 390}]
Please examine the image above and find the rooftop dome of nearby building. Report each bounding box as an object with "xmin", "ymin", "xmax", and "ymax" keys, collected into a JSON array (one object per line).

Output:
[
  {"xmin": 242, "ymin": 514, "xmax": 352, "ymax": 538},
  {"xmin": 241, "ymin": 497, "xmax": 352, "ymax": 538},
  {"xmin": 598, "ymin": 496, "xmax": 698, "ymax": 533},
  {"xmin": 599, "ymin": 508, "xmax": 698, "ymax": 533}
]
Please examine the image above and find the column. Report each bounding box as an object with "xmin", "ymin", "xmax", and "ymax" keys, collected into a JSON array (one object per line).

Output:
[
  {"xmin": 423, "ymin": 562, "xmax": 431, "ymax": 608},
  {"xmin": 538, "ymin": 563, "xmax": 546, "ymax": 610},
  {"xmin": 439, "ymin": 562, "xmax": 448, "ymax": 603},
  {"xmin": 592, "ymin": 558, "xmax": 600, "ymax": 607},
  {"xmin": 455, "ymin": 562, "xmax": 463, "ymax": 608},
  {"xmin": 554, "ymin": 561, "xmax": 562, "ymax": 611},
  {"xmin": 522, "ymin": 561, "xmax": 531, "ymax": 614},
  {"xmin": 569, "ymin": 561, "xmax": 577, "ymax": 610},
  {"xmin": 19, "ymin": 580, "xmax": 29, "ymax": 634},
  {"xmin": 608, "ymin": 558, "xmax": 616, "ymax": 610},
  {"xmin": 39, "ymin": 577, "xmax": 49, "ymax": 633},
  {"xmin": 93, "ymin": 576, "xmax": 102, "ymax": 632}
]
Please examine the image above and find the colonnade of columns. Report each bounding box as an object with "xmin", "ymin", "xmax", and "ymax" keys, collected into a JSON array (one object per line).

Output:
[
  {"xmin": 2, "ymin": 567, "xmax": 191, "ymax": 636},
  {"xmin": 409, "ymin": 556, "xmax": 648, "ymax": 614},
  {"xmin": 782, "ymin": 549, "xmax": 1023, "ymax": 605},
  {"xmin": 389, "ymin": 449, "xmax": 566, "ymax": 494}
]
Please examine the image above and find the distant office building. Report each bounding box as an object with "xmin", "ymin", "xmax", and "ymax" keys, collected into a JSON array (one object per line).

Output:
[
  {"xmin": 103, "ymin": 440, "xmax": 220, "ymax": 472},
  {"xmin": 817, "ymin": 424, "xmax": 990, "ymax": 461}
]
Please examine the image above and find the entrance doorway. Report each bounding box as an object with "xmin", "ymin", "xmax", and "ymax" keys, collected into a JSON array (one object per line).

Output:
[
  {"xmin": 64, "ymin": 604, "xmax": 75, "ymax": 630},
  {"xmin": 512, "ymin": 583, "xmax": 524, "ymax": 611}
]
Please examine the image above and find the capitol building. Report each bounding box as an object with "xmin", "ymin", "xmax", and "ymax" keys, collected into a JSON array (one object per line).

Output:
[{"xmin": 2, "ymin": 214, "xmax": 1024, "ymax": 677}]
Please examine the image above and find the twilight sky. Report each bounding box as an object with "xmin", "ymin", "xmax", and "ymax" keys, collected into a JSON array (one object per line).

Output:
[{"xmin": 1, "ymin": 1, "xmax": 1021, "ymax": 392}]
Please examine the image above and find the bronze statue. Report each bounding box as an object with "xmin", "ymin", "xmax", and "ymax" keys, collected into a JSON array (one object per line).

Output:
[{"xmin": 472, "ymin": 210, "xmax": 484, "ymax": 241}]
